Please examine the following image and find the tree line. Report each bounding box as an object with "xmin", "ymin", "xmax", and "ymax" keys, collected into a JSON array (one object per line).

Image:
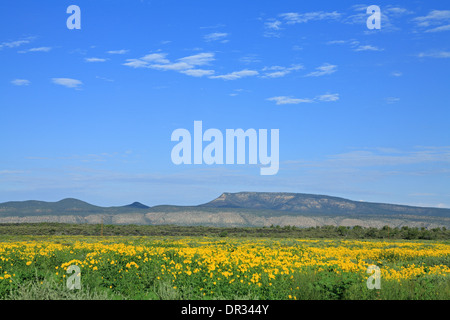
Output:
[{"xmin": 0, "ymin": 223, "xmax": 448, "ymax": 240}]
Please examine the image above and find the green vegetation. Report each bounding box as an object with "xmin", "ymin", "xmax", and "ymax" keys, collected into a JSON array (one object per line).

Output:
[
  {"xmin": 0, "ymin": 223, "xmax": 448, "ymax": 240},
  {"xmin": 0, "ymin": 236, "xmax": 449, "ymax": 300}
]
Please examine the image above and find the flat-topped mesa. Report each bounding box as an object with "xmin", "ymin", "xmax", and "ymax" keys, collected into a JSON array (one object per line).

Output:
[{"xmin": 199, "ymin": 191, "xmax": 450, "ymax": 217}]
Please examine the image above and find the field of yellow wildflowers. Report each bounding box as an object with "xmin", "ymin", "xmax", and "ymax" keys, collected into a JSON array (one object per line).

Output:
[{"xmin": 0, "ymin": 236, "xmax": 449, "ymax": 300}]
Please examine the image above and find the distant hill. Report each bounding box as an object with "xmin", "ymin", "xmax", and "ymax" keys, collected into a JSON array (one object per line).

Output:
[
  {"xmin": 0, "ymin": 192, "xmax": 449, "ymax": 228},
  {"xmin": 124, "ymin": 202, "xmax": 150, "ymax": 209},
  {"xmin": 200, "ymin": 192, "xmax": 450, "ymax": 217},
  {"xmin": 0, "ymin": 198, "xmax": 149, "ymax": 217}
]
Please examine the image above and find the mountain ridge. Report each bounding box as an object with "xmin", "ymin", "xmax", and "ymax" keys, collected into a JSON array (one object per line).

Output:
[
  {"xmin": 200, "ymin": 192, "xmax": 450, "ymax": 217},
  {"xmin": 0, "ymin": 192, "xmax": 449, "ymax": 229}
]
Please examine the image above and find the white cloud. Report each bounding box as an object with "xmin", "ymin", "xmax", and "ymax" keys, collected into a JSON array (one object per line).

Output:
[
  {"xmin": 413, "ymin": 10, "xmax": 450, "ymax": 27},
  {"xmin": 85, "ymin": 57, "xmax": 107, "ymax": 62},
  {"xmin": 178, "ymin": 52, "xmax": 215, "ymax": 66},
  {"xmin": 107, "ymin": 49, "xmax": 129, "ymax": 54},
  {"xmin": 265, "ymin": 20, "xmax": 282, "ymax": 30},
  {"xmin": 316, "ymin": 93, "xmax": 339, "ymax": 102},
  {"xmin": 140, "ymin": 53, "xmax": 170, "ymax": 63},
  {"xmin": 418, "ymin": 51, "xmax": 450, "ymax": 58},
  {"xmin": 354, "ymin": 45, "xmax": 383, "ymax": 52},
  {"xmin": 279, "ymin": 11, "xmax": 341, "ymax": 24},
  {"xmin": 149, "ymin": 62, "xmax": 192, "ymax": 71},
  {"xmin": 425, "ymin": 24, "xmax": 450, "ymax": 33},
  {"xmin": 18, "ymin": 47, "xmax": 52, "ymax": 53},
  {"xmin": 386, "ymin": 97, "xmax": 400, "ymax": 104},
  {"xmin": 264, "ymin": 11, "xmax": 340, "ymax": 37},
  {"xmin": 11, "ymin": 79, "xmax": 30, "ymax": 86},
  {"xmin": 326, "ymin": 40, "xmax": 347, "ymax": 45},
  {"xmin": 51, "ymin": 78, "xmax": 83, "ymax": 89},
  {"xmin": 267, "ymin": 96, "xmax": 314, "ymax": 105},
  {"xmin": 262, "ymin": 64, "xmax": 304, "ymax": 78},
  {"xmin": 29, "ymin": 47, "xmax": 51, "ymax": 52},
  {"xmin": 0, "ymin": 38, "xmax": 33, "ymax": 49},
  {"xmin": 267, "ymin": 93, "xmax": 339, "ymax": 105},
  {"xmin": 305, "ymin": 63, "xmax": 337, "ymax": 77},
  {"xmin": 179, "ymin": 69, "xmax": 215, "ymax": 77},
  {"xmin": 123, "ymin": 58, "xmax": 149, "ymax": 68},
  {"xmin": 204, "ymin": 32, "xmax": 228, "ymax": 42},
  {"xmin": 391, "ymin": 71, "xmax": 402, "ymax": 77},
  {"xmin": 123, "ymin": 52, "xmax": 216, "ymax": 78},
  {"xmin": 385, "ymin": 7, "xmax": 413, "ymax": 16},
  {"xmin": 344, "ymin": 5, "xmax": 407, "ymax": 31},
  {"xmin": 209, "ymin": 69, "xmax": 259, "ymax": 80}
]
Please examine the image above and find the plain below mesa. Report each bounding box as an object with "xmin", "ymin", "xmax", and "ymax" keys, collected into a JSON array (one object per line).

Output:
[{"xmin": 171, "ymin": 121, "xmax": 279, "ymax": 175}]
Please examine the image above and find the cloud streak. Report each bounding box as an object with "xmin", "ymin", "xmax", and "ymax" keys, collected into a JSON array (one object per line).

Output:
[
  {"xmin": 123, "ymin": 52, "xmax": 216, "ymax": 78},
  {"xmin": 51, "ymin": 78, "xmax": 83, "ymax": 89},
  {"xmin": 305, "ymin": 63, "xmax": 337, "ymax": 77},
  {"xmin": 11, "ymin": 79, "xmax": 31, "ymax": 86},
  {"xmin": 261, "ymin": 64, "xmax": 304, "ymax": 78},
  {"xmin": 18, "ymin": 47, "xmax": 52, "ymax": 53},
  {"xmin": 204, "ymin": 32, "xmax": 229, "ymax": 42},
  {"xmin": 209, "ymin": 69, "xmax": 258, "ymax": 80},
  {"xmin": 267, "ymin": 93, "xmax": 339, "ymax": 105}
]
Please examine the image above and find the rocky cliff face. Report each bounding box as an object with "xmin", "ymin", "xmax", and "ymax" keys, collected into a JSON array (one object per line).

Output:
[{"xmin": 0, "ymin": 211, "xmax": 449, "ymax": 229}]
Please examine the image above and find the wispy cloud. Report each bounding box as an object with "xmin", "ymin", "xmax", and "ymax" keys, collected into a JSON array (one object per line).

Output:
[
  {"xmin": 51, "ymin": 78, "xmax": 83, "ymax": 89},
  {"xmin": 265, "ymin": 20, "xmax": 282, "ymax": 30},
  {"xmin": 412, "ymin": 10, "xmax": 450, "ymax": 33},
  {"xmin": 425, "ymin": 24, "xmax": 450, "ymax": 33},
  {"xmin": 18, "ymin": 46, "xmax": 52, "ymax": 53},
  {"xmin": 140, "ymin": 53, "xmax": 170, "ymax": 63},
  {"xmin": 85, "ymin": 57, "xmax": 107, "ymax": 62},
  {"xmin": 180, "ymin": 69, "xmax": 215, "ymax": 77},
  {"xmin": 391, "ymin": 71, "xmax": 403, "ymax": 77},
  {"xmin": 354, "ymin": 45, "xmax": 384, "ymax": 52},
  {"xmin": 344, "ymin": 4, "xmax": 411, "ymax": 31},
  {"xmin": 261, "ymin": 64, "xmax": 303, "ymax": 78},
  {"xmin": 316, "ymin": 93, "xmax": 339, "ymax": 102},
  {"xmin": 267, "ymin": 93, "xmax": 339, "ymax": 105},
  {"xmin": 266, "ymin": 96, "xmax": 314, "ymax": 105},
  {"xmin": 327, "ymin": 39, "xmax": 383, "ymax": 52},
  {"xmin": 204, "ymin": 32, "xmax": 229, "ymax": 42},
  {"xmin": 263, "ymin": 19, "xmax": 283, "ymax": 37},
  {"xmin": 264, "ymin": 11, "xmax": 340, "ymax": 37},
  {"xmin": 123, "ymin": 52, "xmax": 216, "ymax": 78},
  {"xmin": 418, "ymin": 51, "xmax": 450, "ymax": 58},
  {"xmin": 209, "ymin": 69, "xmax": 258, "ymax": 80},
  {"xmin": 386, "ymin": 97, "xmax": 400, "ymax": 104},
  {"xmin": 413, "ymin": 10, "xmax": 450, "ymax": 27},
  {"xmin": 0, "ymin": 38, "xmax": 33, "ymax": 50},
  {"xmin": 305, "ymin": 63, "xmax": 337, "ymax": 77},
  {"xmin": 178, "ymin": 52, "xmax": 215, "ymax": 66},
  {"xmin": 11, "ymin": 79, "xmax": 31, "ymax": 86},
  {"xmin": 279, "ymin": 11, "xmax": 341, "ymax": 24},
  {"xmin": 107, "ymin": 49, "xmax": 129, "ymax": 54}
]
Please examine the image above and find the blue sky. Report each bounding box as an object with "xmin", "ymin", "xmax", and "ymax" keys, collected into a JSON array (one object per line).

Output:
[{"xmin": 1, "ymin": 0, "xmax": 449, "ymax": 207}]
